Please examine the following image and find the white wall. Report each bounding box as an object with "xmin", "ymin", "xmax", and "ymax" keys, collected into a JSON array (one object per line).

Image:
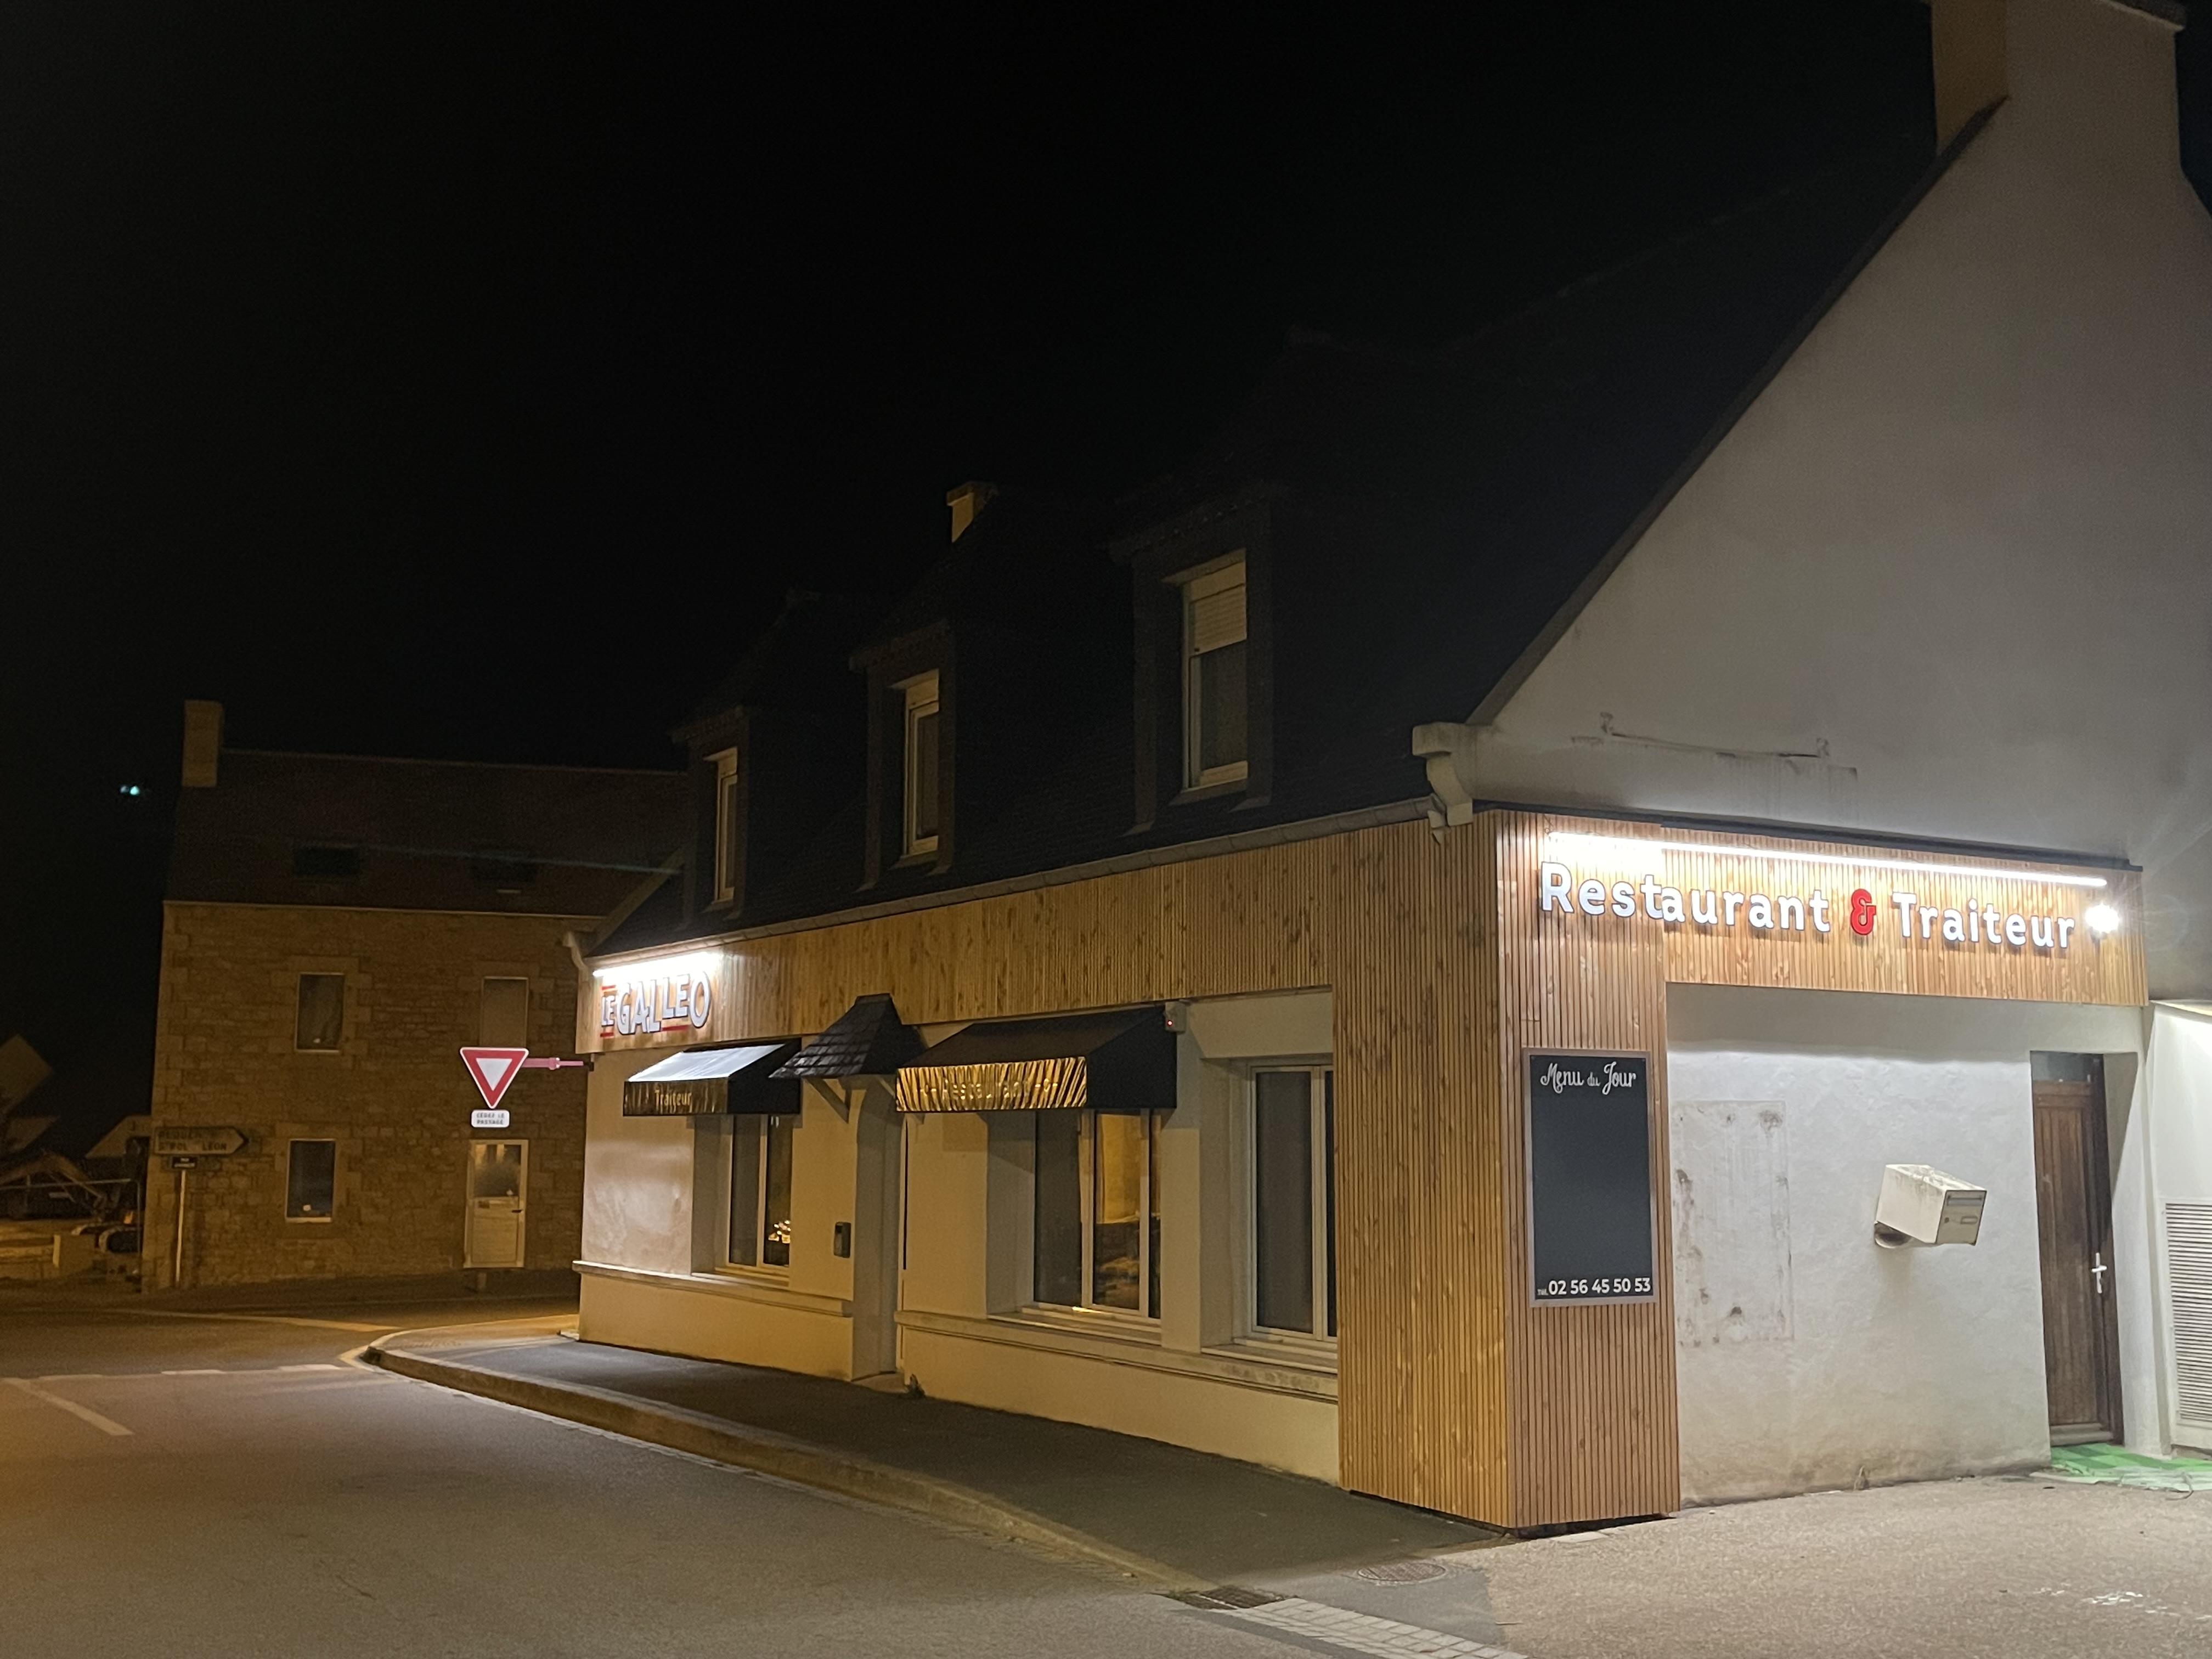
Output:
[
  {"xmin": 578, "ymin": 1049, "xmax": 877, "ymax": 1378},
  {"xmin": 579, "ymin": 1046, "xmax": 695, "ymax": 1276},
  {"xmin": 1666, "ymin": 984, "xmax": 2147, "ymax": 1502},
  {"xmin": 1429, "ymin": 0, "xmax": 2212, "ymax": 998},
  {"xmin": 2144, "ymin": 1003, "xmax": 2212, "ymax": 1451}
]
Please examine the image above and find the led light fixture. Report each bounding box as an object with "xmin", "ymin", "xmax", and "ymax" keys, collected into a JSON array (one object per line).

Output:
[
  {"xmin": 2084, "ymin": 904, "xmax": 2121, "ymax": 935},
  {"xmin": 1542, "ymin": 831, "xmax": 2109, "ymax": 889}
]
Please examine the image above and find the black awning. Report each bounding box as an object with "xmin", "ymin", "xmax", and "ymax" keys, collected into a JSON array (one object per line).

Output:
[
  {"xmin": 771, "ymin": 994, "xmax": 923, "ymax": 1080},
  {"xmin": 622, "ymin": 1040, "xmax": 802, "ymax": 1116},
  {"xmin": 895, "ymin": 1007, "xmax": 1173, "ymax": 1114}
]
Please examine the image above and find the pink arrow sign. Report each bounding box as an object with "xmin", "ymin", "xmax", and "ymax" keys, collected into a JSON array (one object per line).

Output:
[{"xmin": 459, "ymin": 1047, "xmax": 531, "ymax": 1109}]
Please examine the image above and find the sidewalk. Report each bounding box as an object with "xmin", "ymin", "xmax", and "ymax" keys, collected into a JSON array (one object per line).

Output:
[{"xmin": 367, "ymin": 1319, "xmax": 1497, "ymax": 1591}]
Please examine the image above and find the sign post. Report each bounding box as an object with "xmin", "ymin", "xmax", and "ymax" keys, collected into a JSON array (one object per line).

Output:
[{"xmin": 150, "ymin": 1128, "xmax": 244, "ymax": 1291}]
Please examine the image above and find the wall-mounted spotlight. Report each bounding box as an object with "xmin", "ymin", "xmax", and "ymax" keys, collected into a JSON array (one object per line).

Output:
[{"xmin": 2084, "ymin": 904, "xmax": 2121, "ymax": 936}]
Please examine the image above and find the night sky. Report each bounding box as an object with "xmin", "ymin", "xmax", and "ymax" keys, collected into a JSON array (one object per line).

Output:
[{"xmin": 2, "ymin": 4, "xmax": 1936, "ymax": 1135}]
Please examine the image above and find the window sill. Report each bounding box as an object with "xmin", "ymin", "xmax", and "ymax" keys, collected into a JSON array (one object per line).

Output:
[
  {"xmin": 895, "ymin": 1307, "xmax": 1338, "ymax": 1400},
  {"xmin": 575, "ymin": 1259, "xmax": 852, "ymax": 1319},
  {"xmin": 284, "ymin": 1216, "xmax": 335, "ymax": 1225},
  {"xmin": 1209, "ymin": 1330, "xmax": 1338, "ymax": 1375},
  {"xmin": 1169, "ymin": 780, "xmax": 1245, "ymax": 807}
]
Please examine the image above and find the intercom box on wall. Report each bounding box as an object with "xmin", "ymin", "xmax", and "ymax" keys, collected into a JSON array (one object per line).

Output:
[{"xmin": 1874, "ymin": 1164, "xmax": 1986, "ymax": 1248}]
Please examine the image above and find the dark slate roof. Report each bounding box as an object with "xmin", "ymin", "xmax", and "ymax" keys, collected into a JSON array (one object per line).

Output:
[
  {"xmin": 170, "ymin": 749, "xmax": 691, "ymax": 917},
  {"xmin": 679, "ymin": 587, "xmax": 890, "ymax": 735},
  {"xmin": 773, "ymin": 994, "xmax": 923, "ymax": 1077},
  {"xmin": 592, "ymin": 128, "xmax": 1941, "ymax": 962}
]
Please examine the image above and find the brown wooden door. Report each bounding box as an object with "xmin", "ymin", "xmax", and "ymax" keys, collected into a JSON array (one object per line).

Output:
[{"xmin": 2032, "ymin": 1077, "xmax": 2123, "ymax": 1443}]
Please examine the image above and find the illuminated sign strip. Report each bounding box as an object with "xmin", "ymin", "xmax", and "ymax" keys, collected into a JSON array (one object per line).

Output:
[{"xmin": 1543, "ymin": 831, "xmax": 2109, "ymax": 889}]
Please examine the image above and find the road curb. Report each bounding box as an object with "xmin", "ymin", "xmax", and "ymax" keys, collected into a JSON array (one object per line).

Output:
[{"xmin": 365, "ymin": 1331, "xmax": 1204, "ymax": 1594}]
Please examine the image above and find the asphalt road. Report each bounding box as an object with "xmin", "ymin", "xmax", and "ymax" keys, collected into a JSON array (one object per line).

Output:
[
  {"xmin": 8, "ymin": 1291, "xmax": 2208, "ymax": 1659},
  {"xmin": 0, "ymin": 1296, "xmax": 1300, "ymax": 1659}
]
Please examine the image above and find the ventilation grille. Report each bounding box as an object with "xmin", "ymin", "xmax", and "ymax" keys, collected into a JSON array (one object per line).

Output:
[{"xmin": 2170, "ymin": 1203, "xmax": 2212, "ymax": 1431}]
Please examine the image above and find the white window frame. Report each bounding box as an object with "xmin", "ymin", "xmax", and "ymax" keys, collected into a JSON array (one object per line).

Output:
[
  {"xmin": 709, "ymin": 747, "xmax": 740, "ymax": 904},
  {"xmin": 1029, "ymin": 1108, "xmax": 1161, "ymax": 1325},
  {"xmin": 1178, "ymin": 555, "xmax": 1249, "ymax": 789},
  {"xmin": 724, "ymin": 1112, "xmax": 795, "ymax": 1276},
  {"xmin": 898, "ymin": 670, "xmax": 942, "ymax": 859},
  {"xmin": 1244, "ymin": 1065, "xmax": 1335, "ymax": 1347}
]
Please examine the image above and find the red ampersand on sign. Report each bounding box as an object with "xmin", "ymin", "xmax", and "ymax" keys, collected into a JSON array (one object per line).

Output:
[{"xmin": 1848, "ymin": 888, "xmax": 1877, "ymax": 936}]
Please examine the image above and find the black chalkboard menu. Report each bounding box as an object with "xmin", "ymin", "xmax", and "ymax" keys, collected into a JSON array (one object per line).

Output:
[{"xmin": 1526, "ymin": 1052, "xmax": 1656, "ymax": 1305}]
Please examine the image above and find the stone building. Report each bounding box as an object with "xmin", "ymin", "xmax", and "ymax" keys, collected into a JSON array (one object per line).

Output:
[{"xmin": 143, "ymin": 702, "xmax": 688, "ymax": 1292}]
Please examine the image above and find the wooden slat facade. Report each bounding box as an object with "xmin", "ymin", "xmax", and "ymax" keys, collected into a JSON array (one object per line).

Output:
[{"xmin": 591, "ymin": 807, "xmax": 2146, "ymax": 1528}]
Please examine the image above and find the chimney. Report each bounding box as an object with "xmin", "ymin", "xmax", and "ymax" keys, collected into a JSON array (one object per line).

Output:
[
  {"xmin": 1932, "ymin": 0, "xmax": 2007, "ymax": 148},
  {"xmin": 182, "ymin": 699, "xmax": 224, "ymax": 788},
  {"xmin": 945, "ymin": 481, "xmax": 998, "ymax": 542}
]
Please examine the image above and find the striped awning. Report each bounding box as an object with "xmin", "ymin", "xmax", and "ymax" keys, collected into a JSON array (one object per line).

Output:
[
  {"xmin": 895, "ymin": 1008, "xmax": 1173, "ymax": 1115},
  {"xmin": 622, "ymin": 1041, "xmax": 800, "ymax": 1116}
]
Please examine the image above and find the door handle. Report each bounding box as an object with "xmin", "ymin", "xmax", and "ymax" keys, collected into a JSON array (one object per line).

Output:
[{"xmin": 2091, "ymin": 1251, "xmax": 2109, "ymax": 1296}]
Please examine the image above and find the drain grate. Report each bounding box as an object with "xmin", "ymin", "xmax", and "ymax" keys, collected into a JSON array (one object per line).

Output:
[{"xmin": 1172, "ymin": 1585, "xmax": 1284, "ymax": 1611}]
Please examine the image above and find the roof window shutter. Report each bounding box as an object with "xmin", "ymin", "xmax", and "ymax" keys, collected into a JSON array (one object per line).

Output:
[{"xmin": 1187, "ymin": 561, "xmax": 1247, "ymax": 655}]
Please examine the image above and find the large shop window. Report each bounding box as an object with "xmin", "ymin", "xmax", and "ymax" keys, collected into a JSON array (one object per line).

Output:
[
  {"xmin": 1181, "ymin": 556, "xmax": 1248, "ymax": 789},
  {"xmin": 728, "ymin": 1114, "xmax": 795, "ymax": 1270},
  {"xmin": 1251, "ymin": 1068, "xmax": 1335, "ymax": 1339},
  {"xmin": 1034, "ymin": 1110, "xmax": 1164, "ymax": 1319}
]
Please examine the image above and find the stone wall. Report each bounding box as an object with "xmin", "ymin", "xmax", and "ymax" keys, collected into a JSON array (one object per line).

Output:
[{"xmin": 144, "ymin": 902, "xmax": 594, "ymax": 1288}]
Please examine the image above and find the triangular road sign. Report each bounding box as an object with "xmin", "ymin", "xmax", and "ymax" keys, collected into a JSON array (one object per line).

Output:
[{"xmin": 460, "ymin": 1046, "xmax": 531, "ymax": 1109}]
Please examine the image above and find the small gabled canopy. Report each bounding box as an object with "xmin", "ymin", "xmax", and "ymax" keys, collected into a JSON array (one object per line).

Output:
[
  {"xmin": 772, "ymin": 994, "xmax": 923, "ymax": 1080},
  {"xmin": 623, "ymin": 1040, "xmax": 801, "ymax": 1117},
  {"xmin": 896, "ymin": 1007, "xmax": 1173, "ymax": 1115}
]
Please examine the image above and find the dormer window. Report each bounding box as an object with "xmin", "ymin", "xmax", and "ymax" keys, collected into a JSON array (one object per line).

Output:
[
  {"xmin": 709, "ymin": 748, "xmax": 740, "ymax": 904},
  {"xmin": 1180, "ymin": 556, "xmax": 1248, "ymax": 788},
  {"xmin": 899, "ymin": 671, "xmax": 942, "ymax": 858}
]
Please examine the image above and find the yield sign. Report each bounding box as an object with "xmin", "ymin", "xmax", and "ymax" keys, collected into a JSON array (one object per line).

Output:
[{"xmin": 460, "ymin": 1047, "xmax": 530, "ymax": 1109}]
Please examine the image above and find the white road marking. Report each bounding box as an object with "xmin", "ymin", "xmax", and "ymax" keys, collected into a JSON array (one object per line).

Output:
[
  {"xmin": 279, "ymin": 1363, "xmax": 342, "ymax": 1372},
  {"xmin": 120, "ymin": 1308, "xmax": 394, "ymax": 1333},
  {"xmin": 4, "ymin": 1376, "xmax": 132, "ymax": 1437},
  {"xmin": 1215, "ymin": 1596, "xmax": 1522, "ymax": 1658},
  {"xmin": 162, "ymin": 1368, "xmax": 226, "ymax": 1375}
]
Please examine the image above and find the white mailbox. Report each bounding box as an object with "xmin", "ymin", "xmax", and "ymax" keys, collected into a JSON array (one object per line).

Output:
[{"xmin": 1873, "ymin": 1164, "xmax": 1986, "ymax": 1248}]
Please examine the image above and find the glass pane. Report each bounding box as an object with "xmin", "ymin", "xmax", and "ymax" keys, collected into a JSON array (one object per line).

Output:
[
  {"xmin": 1323, "ymin": 1071, "xmax": 1336, "ymax": 1338},
  {"xmin": 1091, "ymin": 1112, "xmax": 1144, "ymax": 1310},
  {"xmin": 295, "ymin": 974, "xmax": 343, "ymax": 1051},
  {"xmin": 911, "ymin": 709, "xmax": 941, "ymax": 841},
  {"xmin": 2030, "ymin": 1051, "xmax": 2101, "ymax": 1083},
  {"xmin": 286, "ymin": 1140, "xmax": 336, "ymax": 1219},
  {"xmin": 1254, "ymin": 1071, "xmax": 1314, "ymax": 1332},
  {"xmin": 1147, "ymin": 1110, "xmax": 1163, "ymax": 1320},
  {"xmin": 727, "ymin": 1117, "xmax": 761, "ymax": 1266},
  {"xmin": 1196, "ymin": 639, "xmax": 1248, "ymax": 774},
  {"xmin": 762, "ymin": 1115, "xmax": 794, "ymax": 1267},
  {"xmin": 469, "ymin": 1141, "xmax": 522, "ymax": 1200},
  {"xmin": 1034, "ymin": 1113, "xmax": 1082, "ymax": 1305}
]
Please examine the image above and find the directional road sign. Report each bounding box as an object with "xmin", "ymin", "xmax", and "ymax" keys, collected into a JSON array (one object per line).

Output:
[{"xmin": 153, "ymin": 1126, "xmax": 246, "ymax": 1158}]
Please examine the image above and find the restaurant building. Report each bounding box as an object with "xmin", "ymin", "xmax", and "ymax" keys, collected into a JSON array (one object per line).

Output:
[{"xmin": 573, "ymin": 0, "xmax": 2212, "ymax": 1529}]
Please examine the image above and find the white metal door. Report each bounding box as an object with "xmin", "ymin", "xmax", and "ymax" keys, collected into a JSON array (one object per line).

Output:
[{"xmin": 465, "ymin": 1140, "xmax": 527, "ymax": 1268}]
